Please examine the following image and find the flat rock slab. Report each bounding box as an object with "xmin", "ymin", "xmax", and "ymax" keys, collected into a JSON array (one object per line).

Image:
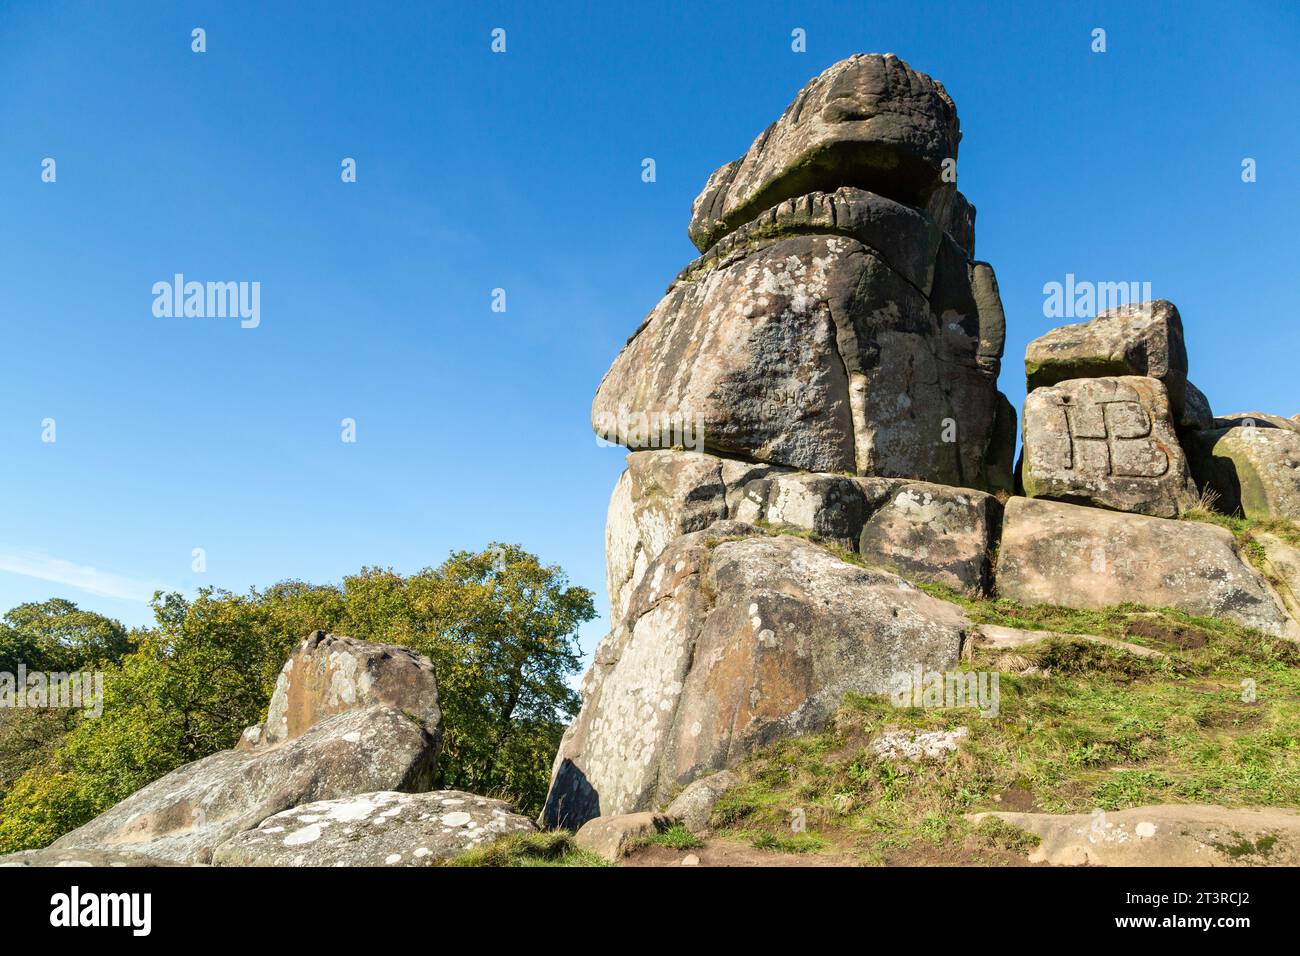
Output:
[
  {"xmin": 0, "ymin": 848, "xmax": 187, "ymax": 867},
  {"xmin": 970, "ymin": 623, "xmax": 1166, "ymax": 659},
  {"xmin": 870, "ymin": 726, "xmax": 967, "ymax": 761},
  {"xmin": 996, "ymin": 497, "xmax": 1290, "ymax": 637},
  {"xmin": 211, "ymin": 791, "xmax": 536, "ymax": 867},
  {"xmin": 1022, "ymin": 376, "xmax": 1197, "ymax": 518},
  {"xmin": 970, "ymin": 805, "xmax": 1300, "ymax": 866},
  {"xmin": 1024, "ymin": 300, "xmax": 1188, "ymax": 417}
]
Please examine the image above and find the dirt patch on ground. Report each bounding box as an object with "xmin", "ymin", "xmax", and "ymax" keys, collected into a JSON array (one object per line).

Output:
[
  {"xmin": 623, "ymin": 831, "xmax": 1044, "ymax": 867},
  {"xmin": 623, "ymin": 838, "xmax": 857, "ymax": 867},
  {"xmin": 881, "ymin": 841, "xmax": 1045, "ymax": 866},
  {"xmin": 991, "ymin": 786, "xmax": 1038, "ymax": 813},
  {"xmin": 1124, "ymin": 617, "xmax": 1211, "ymax": 649}
]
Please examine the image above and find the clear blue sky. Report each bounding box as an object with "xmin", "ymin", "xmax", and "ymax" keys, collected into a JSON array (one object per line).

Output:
[{"xmin": 2, "ymin": 1, "xmax": 1297, "ymax": 663}]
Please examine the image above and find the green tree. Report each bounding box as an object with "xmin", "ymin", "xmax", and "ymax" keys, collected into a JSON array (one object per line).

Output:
[
  {"xmin": 0, "ymin": 601, "xmax": 132, "ymax": 820},
  {"xmin": 0, "ymin": 598, "xmax": 132, "ymax": 673},
  {"xmin": 338, "ymin": 544, "xmax": 593, "ymax": 809}
]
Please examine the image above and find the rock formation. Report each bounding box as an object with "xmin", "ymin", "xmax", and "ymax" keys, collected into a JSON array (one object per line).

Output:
[
  {"xmin": 2, "ymin": 631, "xmax": 539, "ymax": 867},
  {"xmin": 37, "ymin": 631, "xmax": 444, "ymax": 864},
  {"xmin": 969, "ymin": 805, "xmax": 1300, "ymax": 866},
  {"xmin": 551, "ymin": 54, "xmax": 1018, "ymax": 830},
  {"xmin": 544, "ymin": 523, "xmax": 969, "ymax": 828},
  {"xmin": 593, "ymin": 53, "xmax": 1013, "ymax": 489},
  {"xmin": 548, "ymin": 52, "xmax": 1300, "ymax": 837}
]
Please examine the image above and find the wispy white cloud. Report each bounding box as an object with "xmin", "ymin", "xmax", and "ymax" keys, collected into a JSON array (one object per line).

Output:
[{"xmin": 0, "ymin": 546, "xmax": 166, "ymax": 603}]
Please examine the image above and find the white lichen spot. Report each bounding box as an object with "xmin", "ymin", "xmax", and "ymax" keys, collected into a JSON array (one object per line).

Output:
[{"xmin": 283, "ymin": 824, "xmax": 323, "ymax": 847}]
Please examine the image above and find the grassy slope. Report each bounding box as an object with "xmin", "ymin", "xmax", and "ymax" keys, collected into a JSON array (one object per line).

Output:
[{"xmin": 707, "ymin": 596, "xmax": 1300, "ymax": 864}]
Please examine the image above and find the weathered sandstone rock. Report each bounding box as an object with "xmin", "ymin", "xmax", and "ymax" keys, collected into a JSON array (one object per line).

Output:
[
  {"xmin": 856, "ymin": 479, "xmax": 1000, "ymax": 593},
  {"xmin": 594, "ymin": 54, "xmax": 1010, "ymax": 491},
  {"xmin": 49, "ymin": 706, "xmax": 438, "ymax": 864},
  {"xmin": 1187, "ymin": 417, "xmax": 1300, "ymax": 521},
  {"xmin": 1021, "ymin": 376, "xmax": 1198, "ymax": 517},
  {"xmin": 606, "ymin": 451, "xmax": 1000, "ymax": 618},
  {"xmin": 1024, "ymin": 300, "xmax": 1188, "ymax": 417},
  {"xmin": 605, "ymin": 450, "xmax": 778, "ymax": 621},
  {"xmin": 984, "ymin": 391, "xmax": 1018, "ymax": 494},
  {"xmin": 664, "ymin": 770, "xmax": 738, "ymax": 834},
  {"xmin": 47, "ymin": 634, "xmax": 443, "ymax": 864},
  {"xmin": 1179, "ymin": 380, "xmax": 1214, "ymax": 431},
  {"xmin": 0, "ymin": 848, "xmax": 185, "ymax": 867},
  {"xmin": 249, "ymin": 630, "xmax": 442, "ymax": 749},
  {"xmin": 542, "ymin": 523, "xmax": 968, "ymax": 829},
  {"xmin": 676, "ymin": 186, "xmax": 941, "ymax": 295},
  {"xmin": 970, "ymin": 805, "xmax": 1300, "ymax": 866},
  {"xmin": 1258, "ymin": 533, "xmax": 1300, "ymax": 625},
  {"xmin": 996, "ymin": 497, "xmax": 1290, "ymax": 636},
  {"xmin": 687, "ymin": 54, "xmax": 962, "ymax": 252},
  {"xmin": 1215, "ymin": 411, "xmax": 1299, "ymax": 432},
  {"xmin": 211, "ymin": 791, "xmax": 536, "ymax": 866},
  {"xmin": 870, "ymin": 726, "xmax": 967, "ymax": 762},
  {"xmin": 573, "ymin": 812, "xmax": 676, "ymax": 862},
  {"xmin": 593, "ymin": 234, "xmax": 858, "ymax": 474}
]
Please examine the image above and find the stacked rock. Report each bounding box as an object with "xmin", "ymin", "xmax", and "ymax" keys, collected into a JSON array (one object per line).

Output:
[
  {"xmin": 1019, "ymin": 300, "xmax": 1199, "ymax": 518},
  {"xmin": 1017, "ymin": 298, "xmax": 1299, "ymax": 522},
  {"xmin": 545, "ymin": 54, "xmax": 1014, "ymax": 830},
  {"xmin": 593, "ymin": 53, "xmax": 1015, "ymax": 489},
  {"xmin": 543, "ymin": 55, "xmax": 1299, "ymax": 835},
  {"xmin": 1002, "ymin": 301, "xmax": 1298, "ymax": 636}
]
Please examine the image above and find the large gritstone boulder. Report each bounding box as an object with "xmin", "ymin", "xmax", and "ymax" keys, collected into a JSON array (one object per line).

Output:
[
  {"xmin": 1024, "ymin": 300, "xmax": 1189, "ymax": 418},
  {"xmin": 1021, "ymin": 376, "xmax": 1198, "ymax": 518},
  {"xmin": 211, "ymin": 791, "xmax": 537, "ymax": 866},
  {"xmin": 45, "ymin": 633, "xmax": 443, "ymax": 864},
  {"xmin": 245, "ymin": 630, "xmax": 442, "ymax": 751},
  {"xmin": 542, "ymin": 523, "xmax": 969, "ymax": 830},
  {"xmin": 1187, "ymin": 416, "xmax": 1300, "ymax": 521},
  {"xmin": 996, "ymin": 497, "xmax": 1292, "ymax": 637},
  {"xmin": 592, "ymin": 54, "xmax": 1012, "ymax": 491},
  {"xmin": 687, "ymin": 54, "xmax": 962, "ymax": 253}
]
